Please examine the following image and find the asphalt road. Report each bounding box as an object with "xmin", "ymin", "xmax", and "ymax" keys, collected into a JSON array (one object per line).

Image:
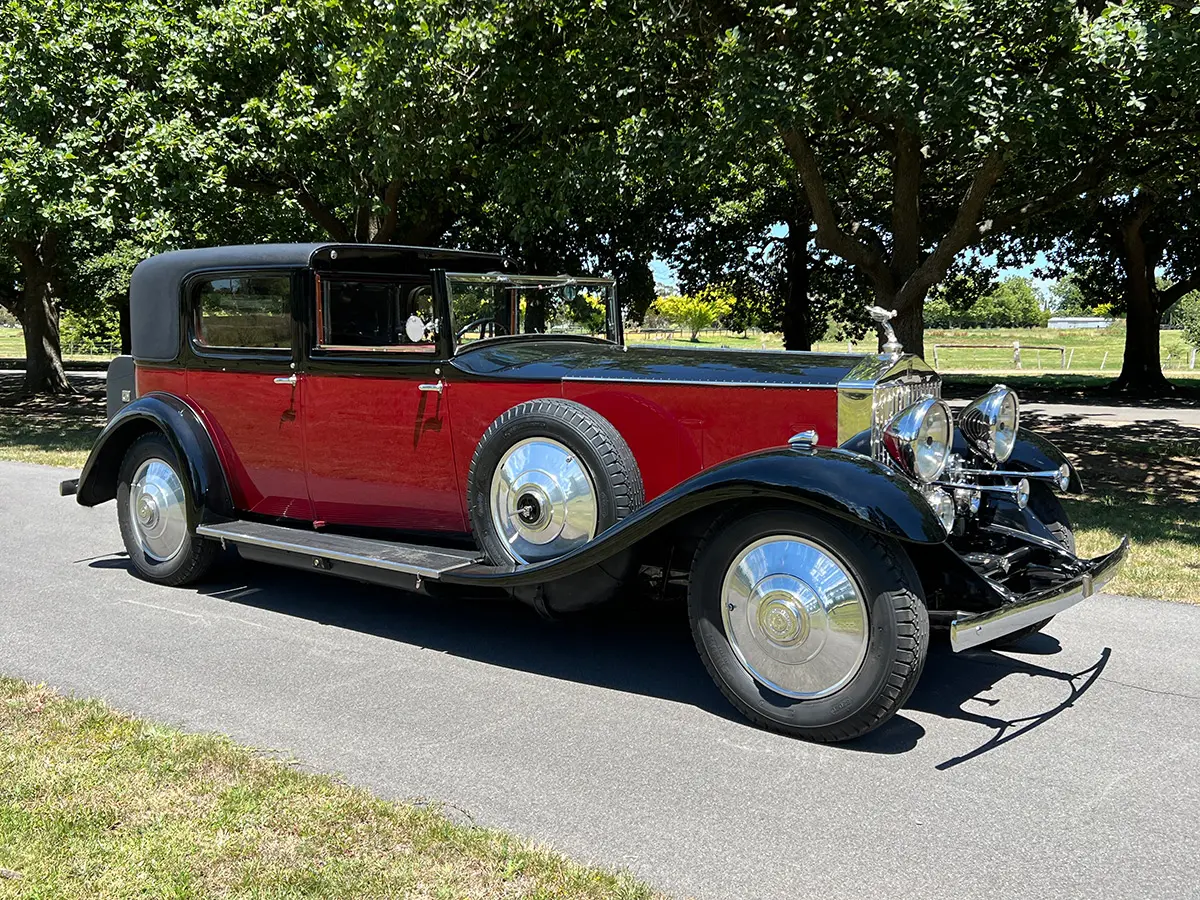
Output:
[{"xmin": 3, "ymin": 460, "xmax": 1198, "ymax": 900}]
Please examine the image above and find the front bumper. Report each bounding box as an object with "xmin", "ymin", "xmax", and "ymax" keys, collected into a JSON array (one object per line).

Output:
[{"xmin": 949, "ymin": 536, "xmax": 1130, "ymax": 652}]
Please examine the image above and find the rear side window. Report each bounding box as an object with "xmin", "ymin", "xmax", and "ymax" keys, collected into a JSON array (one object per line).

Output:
[{"xmin": 193, "ymin": 275, "xmax": 291, "ymax": 349}]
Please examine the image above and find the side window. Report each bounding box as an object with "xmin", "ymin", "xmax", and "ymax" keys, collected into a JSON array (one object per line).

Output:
[
  {"xmin": 318, "ymin": 278, "xmax": 437, "ymax": 352},
  {"xmin": 193, "ymin": 274, "xmax": 292, "ymax": 349}
]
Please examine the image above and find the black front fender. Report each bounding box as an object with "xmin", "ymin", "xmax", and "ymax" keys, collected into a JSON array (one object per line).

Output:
[
  {"xmin": 75, "ymin": 393, "xmax": 233, "ymax": 526},
  {"xmin": 1006, "ymin": 427, "xmax": 1083, "ymax": 492},
  {"xmin": 441, "ymin": 446, "xmax": 945, "ymax": 588}
]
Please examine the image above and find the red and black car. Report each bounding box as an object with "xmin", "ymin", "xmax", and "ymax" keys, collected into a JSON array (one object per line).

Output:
[{"xmin": 62, "ymin": 242, "xmax": 1127, "ymax": 742}]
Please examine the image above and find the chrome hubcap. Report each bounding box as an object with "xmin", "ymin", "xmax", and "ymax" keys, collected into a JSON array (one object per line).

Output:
[
  {"xmin": 722, "ymin": 535, "xmax": 868, "ymax": 699},
  {"xmin": 127, "ymin": 458, "xmax": 188, "ymax": 562},
  {"xmin": 490, "ymin": 437, "xmax": 598, "ymax": 563}
]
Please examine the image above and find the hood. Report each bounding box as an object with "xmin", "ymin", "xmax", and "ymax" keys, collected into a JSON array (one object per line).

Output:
[{"xmin": 451, "ymin": 337, "xmax": 869, "ymax": 388}]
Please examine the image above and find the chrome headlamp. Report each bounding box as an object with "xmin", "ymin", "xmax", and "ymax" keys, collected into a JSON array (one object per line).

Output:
[
  {"xmin": 959, "ymin": 385, "xmax": 1020, "ymax": 462},
  {"xmin": 882, "ymin": 397, "xmax": 952, "ymax": 483}
]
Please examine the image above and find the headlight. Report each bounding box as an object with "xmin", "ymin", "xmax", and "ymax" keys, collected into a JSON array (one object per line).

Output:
[
  {"xmin": 959, "ymin": 385, "xmax": 1020, "ymax": 462},
  {"xmin": 924, "ymin": 487, "xmax": 956, "ymax": 533},
  {"xmin": 882, "ymin": 397, "xmax": 952, "ymax": 483}
]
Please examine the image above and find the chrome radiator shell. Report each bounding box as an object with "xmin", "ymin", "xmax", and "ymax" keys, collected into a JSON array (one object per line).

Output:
[{"xmin": 836, "ymin": 354, "xmax": 941, "ymax": 463}]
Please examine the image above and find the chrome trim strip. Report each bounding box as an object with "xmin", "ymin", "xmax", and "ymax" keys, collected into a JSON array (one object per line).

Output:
[
  {"xmin": 196, "ymin": 524, "xmax": 478, "ymax": 579},
  {"xmin": 949, "ymin": 536, "xmax": 1130, "ymax": 652},
  {"xmin": 562, "ymin": 375, "xmax": 838, "ymax": 388}
]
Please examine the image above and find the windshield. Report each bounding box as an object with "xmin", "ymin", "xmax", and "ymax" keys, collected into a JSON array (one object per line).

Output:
[{"xmin": 446, "ymin": 273, "xmax": 619, "ymax": 348}]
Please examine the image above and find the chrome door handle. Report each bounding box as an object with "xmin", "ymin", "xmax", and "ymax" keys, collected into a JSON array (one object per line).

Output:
[
  {"xmin": 274, "ymin": 375, "xmax": 297, "ymax": 386},
  {"xmin": 418, "ymin": 381, "xmax": 445, "ymax": 394}
]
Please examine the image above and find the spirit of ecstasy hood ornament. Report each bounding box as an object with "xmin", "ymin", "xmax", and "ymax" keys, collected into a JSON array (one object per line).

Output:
[{"xmin": 866, "ymin": 305, "xmax": 903, "ymax": 357}]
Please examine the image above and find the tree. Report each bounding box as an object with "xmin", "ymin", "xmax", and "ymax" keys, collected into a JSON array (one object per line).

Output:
[
  {"xmin": 652, "ymin": 286, "xmax": 735, "ymax": 341},
  {"xmin": 1176, "ymin": 292, "xmax": 1200, "ymax": 351},
  {"xmin": 0, "ymin": 0, "xmax": 211, "ymax": 393}
]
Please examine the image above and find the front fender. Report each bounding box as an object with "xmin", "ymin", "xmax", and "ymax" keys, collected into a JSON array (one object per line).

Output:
[
  {"xmin": 75, "ymin": 393, "xmax": 233, "ymax": 526},
  {"xmin": 1006, "ymin": 427, "xmax": 1083, "ymax": 493},
  {"xmin": 441, "ymin": 446, "xmax": 945, "ymax": 587}
]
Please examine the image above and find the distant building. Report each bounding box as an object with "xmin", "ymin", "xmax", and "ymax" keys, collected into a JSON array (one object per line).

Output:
[{"xmin": 1047, "ymin": 316, "xmax": 1112, "ymax": 330}]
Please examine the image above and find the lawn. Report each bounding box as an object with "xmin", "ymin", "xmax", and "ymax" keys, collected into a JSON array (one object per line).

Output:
[
  {"xmin": 0, "ymin": 375, "xmax": 105, "ymax": 468},
  {"xmin": 626, "ymin": 321, "xmax": 1200, "ymax": 378},
  {"xmin": 0, "ymin": 677, "xmax": 661, "ymax": 900},
  {"xmin": 0, "ymin": 326, "xmax": 112, "ymax": 365}
]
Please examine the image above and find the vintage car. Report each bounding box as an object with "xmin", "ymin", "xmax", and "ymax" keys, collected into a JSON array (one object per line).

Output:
[{"xmin": 61, "ymin": 242, "xmax": 1127, "ymax": 743}]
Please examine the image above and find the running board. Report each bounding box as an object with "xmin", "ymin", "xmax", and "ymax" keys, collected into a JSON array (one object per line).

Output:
[{"xmin": 196, "ymin": 520, "xmax": 482, "ymax": 583}]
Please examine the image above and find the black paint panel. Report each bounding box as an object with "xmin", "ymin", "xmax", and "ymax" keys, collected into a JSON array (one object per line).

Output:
[
  {"xmin": 439, "ymin": 445, "xmax": 947, "ymax": 588},
  {"xmin": 451, "ymin": 339, "xmax": 866, "ymax": 388},
  {"xmin": 75, "ymin": 393, "xmax": 233, "ymax": 525}
]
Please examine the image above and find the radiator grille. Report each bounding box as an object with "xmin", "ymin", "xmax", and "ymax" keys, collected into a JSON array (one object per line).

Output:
[{"xmin": 871, "ymin": 377, "xmax": 941, "ymax": 463}]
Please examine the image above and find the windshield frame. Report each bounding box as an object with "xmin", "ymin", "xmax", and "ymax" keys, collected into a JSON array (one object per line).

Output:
[{"xmin": 444, "ymin": 272, "xmax": 622, "ymax": 353}]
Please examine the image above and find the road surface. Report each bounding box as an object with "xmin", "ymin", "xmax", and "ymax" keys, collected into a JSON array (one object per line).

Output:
[{"xmin": 2, "ymin": 461, "xmax": 1197, "ymax": 899}]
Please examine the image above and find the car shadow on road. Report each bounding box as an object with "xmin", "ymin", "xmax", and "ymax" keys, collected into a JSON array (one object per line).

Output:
[{"xmin": 92, "ymin": 553, "xmax": 1111, "ymax": 765}]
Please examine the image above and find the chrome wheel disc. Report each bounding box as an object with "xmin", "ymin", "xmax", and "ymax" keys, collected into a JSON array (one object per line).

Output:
[
  {"xmin": 490, "ymin": 437, "xmax": 598, "ymax": 564},
  {"xmin": 127, "ymin": 458, "xmax": 188, "ymax": 562},
  {"xmin": 721, "ymin": 535, "xmax": 868, "ymax": 699}
]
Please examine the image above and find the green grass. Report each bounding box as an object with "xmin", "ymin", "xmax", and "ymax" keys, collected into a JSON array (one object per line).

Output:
[
  {"xmin": 1069, "ymin": 496, "xmax": 1200, "ymax": 604},
  {"xmin": 0, "ymin": 375, "xmax": 104, "ymax": 467},
  {"xmin": 0, "ymin": 677, "xmax": 662, "ymax": 900},
  {"xmin": 0, "ymin": 326, "xmax": 112, "ymax": 364},
  {"xmin": 625, "ymin": 322, "xmax": 1200, "ymax": 378}
]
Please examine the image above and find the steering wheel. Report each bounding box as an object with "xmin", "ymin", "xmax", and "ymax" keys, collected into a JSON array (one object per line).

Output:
[{"xmin": 456, "ymin": 317, "xmax": 507, "ymax": 341}]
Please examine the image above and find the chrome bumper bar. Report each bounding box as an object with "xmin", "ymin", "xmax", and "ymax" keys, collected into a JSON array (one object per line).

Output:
[{"xmin": 950, "ymin": 536, "xmax": 1130, "ymax": 652}]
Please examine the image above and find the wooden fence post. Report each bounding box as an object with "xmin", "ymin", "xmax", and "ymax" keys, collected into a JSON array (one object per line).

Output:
[{"xmin": 1013, "ymin": 341, "xmax": 1022, "ymax": 369}]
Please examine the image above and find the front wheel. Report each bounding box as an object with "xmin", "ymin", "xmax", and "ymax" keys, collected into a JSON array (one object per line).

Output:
[
  {"xmin": 116, "ymin": 432, "xmax": 218, "ymax": 586},
  {"xmin": 688, "ymin": 507, "xmax": 928, "ymax": 743}
]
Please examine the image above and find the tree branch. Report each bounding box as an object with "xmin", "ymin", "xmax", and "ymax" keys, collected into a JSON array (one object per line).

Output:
[
  {"xmin": 290, "ymin": 182, "xmax": 354, "ymax": 243},
  {"xmin": 895, "ymin": 151, "xmax": 1007, "ymax": 311},
  {"xmin": 890, "ymin": 124, "xmax": 922, "ymax": 278},
  {"xmin": 780, "ymin": 127, "xmax": 893, "ymax": 293},
  {"xmin": 373, "ymin": 179, "xmax": 405, "ymax": 244},
  {"xmin": 1161, "ymin": 275, "xmax": 1199, "ymax": 309}
]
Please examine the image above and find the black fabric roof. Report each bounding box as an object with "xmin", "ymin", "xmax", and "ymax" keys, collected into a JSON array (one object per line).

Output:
[{"xmin": 129, "ymin": 243, "xmax": 507, "ymax": 361}]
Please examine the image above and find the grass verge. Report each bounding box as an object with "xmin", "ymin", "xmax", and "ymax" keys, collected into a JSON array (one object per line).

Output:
[
  {"xmin": 1068, "ymin": 496, "xmax": 1200, "ymax": 604},
  {"xmin": 0, "ymin": 677, "xmax": 661, "ymax": 900},
  {"xmin": 0, "ymin": 375, "xmax": 104, "ymax": 468}
]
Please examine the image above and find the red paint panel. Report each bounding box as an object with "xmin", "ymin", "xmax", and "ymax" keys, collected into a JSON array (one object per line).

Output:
[
  {"xmin": 446, "ymin": 380, "xmax": 565, "ymax": 523},
  {"xmin": 303, "ymin": 374, "xmax": 464, "ymax": 531},
  {"xmin": 564, "ymin": 383, "xmax": 837, "ymax": 500},
  {"xmin": 184, "ymin": 369, "xmax": 312, "ymax": 519}
]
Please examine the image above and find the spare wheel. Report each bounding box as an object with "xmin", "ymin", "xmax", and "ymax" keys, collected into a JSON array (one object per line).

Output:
[{"xmin": 468, "ymin": 398, "xmax": 644, "ymax": 565}]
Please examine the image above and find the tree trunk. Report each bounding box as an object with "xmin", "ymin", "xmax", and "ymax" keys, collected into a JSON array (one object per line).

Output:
[
  {"xmin": 888, "ymin": 291, "xmax": 925, "ymax": 358},
  {"xmin": 781, "ymin": 207, "xmax": 812, "ymax": 350},
  {"xmin": 20, "ymin": 266, "xmax": 72, "ymax": 395},
  {"xmin": 1112, "ymin": 199, "xmax": 1172, "ymax": 394}
]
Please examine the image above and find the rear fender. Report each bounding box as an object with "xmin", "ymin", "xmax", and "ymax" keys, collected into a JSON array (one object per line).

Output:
[
  {"xmin": 441, "ymin": 446, "xmax": 946, "ymax": 588},
  {"xmin": 75, "ymin": 393, "xmax": 233, "ymax": 526}
]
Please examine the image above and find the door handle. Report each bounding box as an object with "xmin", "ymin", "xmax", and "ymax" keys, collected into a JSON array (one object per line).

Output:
[
  {"xmin": 274, "ymin": 375, "xmax": 297, "ymax": 386},
  {"xmin": 418, "ymin": 381, "xmax": 445, "ymax": 394}
]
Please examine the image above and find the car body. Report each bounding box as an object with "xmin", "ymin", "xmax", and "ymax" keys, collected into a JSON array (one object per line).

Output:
[{"xmin": 63, "ymin": 242, "xmax": 1128, "ymax": 742}]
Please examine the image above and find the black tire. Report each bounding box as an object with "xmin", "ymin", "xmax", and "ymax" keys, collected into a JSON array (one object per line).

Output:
[
  {"xmin": 467, "ymin": 398, "xmax": 644, "ymax": 565},
  {"xmin": 986, "ymin": 485, "xmax": 1076, "ymax": 647},
  {"xmin": 688, "ymin": 507, "xmax": 929, "ymax": 743},
  {"xmin": 116, "ymin": 432, "xmax": 218, "ymax": 586}
]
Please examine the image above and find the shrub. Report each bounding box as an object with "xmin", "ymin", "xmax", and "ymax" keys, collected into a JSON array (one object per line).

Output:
[
  {"xmin": 60, "ymin": 305, "xmax": 122, "ymax": 355},
  {"xmin": 652, "ymin": 284, "xmax": 735, "ymax": 341},
  {"xmin": 1177, "ymin": 292, "xmax": 1200, "ymax": 350}
]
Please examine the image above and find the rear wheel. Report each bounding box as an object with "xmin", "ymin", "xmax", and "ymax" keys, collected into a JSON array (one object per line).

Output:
[
  {"xmin": 117, "ymin": 432, "xmax": 218, "ymax": 586},
  {"xmin": 688, "ymin": 507, "xmax": 928, "ymax": 742}
]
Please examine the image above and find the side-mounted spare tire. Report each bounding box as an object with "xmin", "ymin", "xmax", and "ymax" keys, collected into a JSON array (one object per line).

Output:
[{"xmin": 468, "ymin": 398, "xmax": 644, "ymax": 571}]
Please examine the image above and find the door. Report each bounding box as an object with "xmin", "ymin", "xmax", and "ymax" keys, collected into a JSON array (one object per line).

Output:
[
  {"xmin": 300, "ymin": 273, "xmax": 465, "ymax": 532},
  {"xmin": 184, "ymin": 270, "xmax": 313, "ymax": 520}
]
